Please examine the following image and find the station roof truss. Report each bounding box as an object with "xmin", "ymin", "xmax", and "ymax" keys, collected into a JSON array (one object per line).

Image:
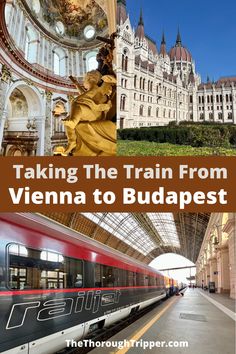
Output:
[{"xmin": 41, "ymin": 212, "xmax": 210, "ymax": 264}]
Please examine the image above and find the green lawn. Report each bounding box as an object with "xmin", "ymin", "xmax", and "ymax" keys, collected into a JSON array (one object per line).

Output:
[{"xmin": 118, "ymin": 140, "xmax": 236, "ymax": 156}]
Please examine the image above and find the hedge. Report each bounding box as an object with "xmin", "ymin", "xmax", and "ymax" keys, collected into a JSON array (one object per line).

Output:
[{"xmin": 118, "ymin": 125, "xmax": 236, "ymax": 148}]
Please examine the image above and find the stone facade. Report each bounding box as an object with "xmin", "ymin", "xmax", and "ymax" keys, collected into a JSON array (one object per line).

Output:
[
  {"xmin": 196, "ymin": 213, "xmax": 236, "ymax": 299},
  {"xmin": 117, "ymin": 0, "xmax": 236, "ymax": 128}
]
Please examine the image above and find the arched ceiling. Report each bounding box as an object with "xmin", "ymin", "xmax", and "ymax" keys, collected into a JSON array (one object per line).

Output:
[
  {"xmin": 21, "ymin": 0, "xmax": 109, "ymax": 47},
  {"xmin": 41, "ymin": 212, "xmax": 210, "ymax": 264}
]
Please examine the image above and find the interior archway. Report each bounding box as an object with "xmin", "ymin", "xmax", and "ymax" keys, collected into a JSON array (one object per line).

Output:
[
  {"xmin": 3, "ymin": 83, "xmax": 43, "ymax": 156},
  {"xmin": 150, "ymin": 253, "xmax": 195, "ymax": 284}
]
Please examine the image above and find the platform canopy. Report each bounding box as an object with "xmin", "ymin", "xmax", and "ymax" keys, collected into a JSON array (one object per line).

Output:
[{"xmin": 41, "ymin": 212, "xmax": 210, "ymax": 264}]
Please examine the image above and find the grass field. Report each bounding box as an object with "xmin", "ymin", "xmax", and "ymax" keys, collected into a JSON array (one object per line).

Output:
[{"xmin": 118, "ymin": 140, "xmax": 236, "ymax": 156}]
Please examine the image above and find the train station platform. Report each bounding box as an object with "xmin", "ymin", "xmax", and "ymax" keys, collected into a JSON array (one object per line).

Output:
[{"xmin": 91, "ymin": 289, "xmax": 235, "ymax": 354}]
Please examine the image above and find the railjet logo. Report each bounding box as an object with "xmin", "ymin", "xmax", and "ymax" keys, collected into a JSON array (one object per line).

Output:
[{"xmin": 6, "ymin": 290, "xmax": 121, "ymax": 330}]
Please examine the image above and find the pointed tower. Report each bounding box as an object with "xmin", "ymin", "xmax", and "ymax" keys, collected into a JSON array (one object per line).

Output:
[
  {"xmin": 176, "ymin": 27, "xmax": 182, "ymax": 46},
  {"xmin": 169, "ymin": 28, "xmax": 192, "ymax": 63},
  {"xmin": 135, "ymin": 8, "xmax": 145, "ymax": 39},
  {"xmin": 160, "ymin": 32, "xmax": 167, "ymax": 56},
  {"xmin": 117, "ymin": 0, "xmax": 128, "ymax": 25},
  {"xmin": 189, "ymin": 65, "xmax": 195, "ymax": 84}
]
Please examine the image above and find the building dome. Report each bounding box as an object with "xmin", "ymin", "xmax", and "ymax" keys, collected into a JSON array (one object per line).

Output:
[
  {"xmin": 21, "ymin": 0, "xmax": 109, "ymax": 48},
  {"xmin": 169, "ymin": 30, "xmax": 192, "ymax": 62}
]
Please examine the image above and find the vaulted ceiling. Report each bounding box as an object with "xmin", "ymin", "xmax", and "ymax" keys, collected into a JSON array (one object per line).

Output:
[
  {"xmin": 22, "ymin": 0, "xmax": 109, "ymax": 47},
  {"xmin": 41, "ymin": 212, "xmax": 210, "ymax": 264}
]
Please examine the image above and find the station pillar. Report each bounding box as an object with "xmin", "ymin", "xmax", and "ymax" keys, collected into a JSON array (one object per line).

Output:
[
  {"xmin": 209, "ymin": 257, "xmax": 218, "ymax": 289},
  {"xmin": 205, "ymin": 264, "xmax": 210, "ymax": 287},
  {"xmin": 217, "ymin": 246, "xmax": 230, "ymax": 294},
  {"xmin": 223, "ymin": 217, "xmax": 236, "ymax": 299}
]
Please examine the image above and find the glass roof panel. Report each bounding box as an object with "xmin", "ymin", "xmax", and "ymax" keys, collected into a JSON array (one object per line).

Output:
[
  {"xmin": 82, "ymin": 213, "xmax": 156, "ymax": 255},
  {"xmin": 147, "ymin": 213, "xmax": 180, "ymax": 247}
]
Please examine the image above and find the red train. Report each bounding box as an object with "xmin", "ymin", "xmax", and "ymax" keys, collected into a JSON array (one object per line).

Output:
[{"xmin": 0, "ymin": 213, "xmax": 181, "ymax": 354}]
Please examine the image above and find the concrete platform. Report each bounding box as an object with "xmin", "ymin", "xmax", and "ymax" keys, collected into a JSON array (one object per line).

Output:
[
  {"xmin": 91, "ymin": 289, "xmax": 235, "ymax": 354},
  {"xmin": 198, "ymin": 289, "xmax": 235, "ymax": 312}
]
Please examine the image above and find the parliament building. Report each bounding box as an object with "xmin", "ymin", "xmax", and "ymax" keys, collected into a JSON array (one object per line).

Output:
[
  {"xmin": 117, "ymin": 0, "xmax": 236, "ymax": 129},
  {"xmin": 0, "ymin": 0, "xmax": 116, "ymax": 156}
]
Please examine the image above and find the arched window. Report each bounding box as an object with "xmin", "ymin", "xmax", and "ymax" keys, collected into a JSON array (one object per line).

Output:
[
  {"xmin": 25, "ymin": 26, "xmax": 38, "ymax": 63},
  {"xmin": 200, "ymin": 113, "xmax": 204, "ymax": 120},
  {"xmin": 25, "ymin": 33, "xmax": 30, "ymax": 61},
  {"xmin": 143, "ymin": 79, "xmax": 145, "ymax": 90},
  {"xmin": 139, "ymin": 105, "xmax": 144, "ymax": 116},
  {"xmin": 86, "ymin": 51, "xmax": 98, "ymax": 72},
  {"xmin": 4, "ymin": 2, "xmax": 13, "ymax": 26},
  {"xmin": 156, "ymin": 107, "xmax": 159, "ymax": 118},
  {"xmin": 53, "ymin": 48, "xmax": 66, "ymax": 76},
  {"xmin": 140, "ymin": 77, "xmax": 142, "ymax": 89},
  {"xmin": 150, "ymin": 81, "xmax": 153, "ymax": 93},
  {"xmin": 148, "ymin": 106, "xmax": 152, "ymax": 117},
  {"xmin": 53, "ymin": 52, "xmax": 60, "ymax": 75},
  {"xmin": 122, "ymin": 49, "xmax": 128, "ymax": 72},
  {"xmin": 134, "ymin": 75, "xmax": 137, "ymax": 88},
  {"xmin": 120, "ymin": 95, "xmax": 126, "ymax": 111}
]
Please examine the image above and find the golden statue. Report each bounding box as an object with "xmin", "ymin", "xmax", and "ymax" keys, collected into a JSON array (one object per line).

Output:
[{"xmin": 55, "ymin": 33, "xmax": 117, "ymax": 157}]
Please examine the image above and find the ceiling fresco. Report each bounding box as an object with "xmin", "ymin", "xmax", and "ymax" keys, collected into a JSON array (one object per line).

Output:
[{"xmin": 24, "ymin": 0, "xmax": 108, "ymax": 46}]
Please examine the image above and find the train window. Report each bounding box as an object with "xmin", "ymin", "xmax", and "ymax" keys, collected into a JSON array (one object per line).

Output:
[
  {"xmin": 40, "ymin": 251, "xmax": 64, "ymax": 263},
  {"xmin": 9, "ymin": 244, "xmax": 28, "ymax": 257},
  {"xmin": 95, "ymin": 265, "xmax": 135, "ymax": 287},
  {"xmin": 95, "ymin": 263, "xmax": 102, "ymax": 287},
  {"xmin": 127, "ymin": 271, "xmax": 134, "ymax": 286},
  {"xmin": 148, "ymin": 276, "xmax": 155, "ymax": 286},
  {"xmin": 137, "ymin": 273, "xmax": 145, "ymax": 286},
  {"xmin": 8, "ymin": 244, "xmax": 83, "ymax": 290},
  {"xmin": 102, "ymin": 265, "xmax": 115, "ymax": 287}
]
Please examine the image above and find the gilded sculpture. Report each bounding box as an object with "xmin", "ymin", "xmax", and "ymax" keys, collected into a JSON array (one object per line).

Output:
[{"xmin": 55, "ymin": 33, "xmax": 117, "ymax": 157}]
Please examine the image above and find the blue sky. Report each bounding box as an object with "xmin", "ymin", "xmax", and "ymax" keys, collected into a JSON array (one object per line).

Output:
[{"xmin": 126, "ymin": 0, "xmax": 236, "ymax": 82}]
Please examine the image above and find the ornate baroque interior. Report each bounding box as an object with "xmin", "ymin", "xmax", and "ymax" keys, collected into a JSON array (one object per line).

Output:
[{"xmin": 0, "ymin": 0, "xmax": 116, "ymax": 155}]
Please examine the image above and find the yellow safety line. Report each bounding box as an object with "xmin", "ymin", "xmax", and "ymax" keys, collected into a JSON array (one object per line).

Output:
[{"xmin": 115, "ymin": 297, "xmax": 178, "ymax": 354}]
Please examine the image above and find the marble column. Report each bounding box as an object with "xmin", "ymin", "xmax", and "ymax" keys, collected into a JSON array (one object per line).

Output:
[
  {"xmin": 44, "ymin": 91, "xmax": 53, "ymax": 156},
  {"xmin": 0, "ymin": 65, "xmax": 11, "ymax": 154}
]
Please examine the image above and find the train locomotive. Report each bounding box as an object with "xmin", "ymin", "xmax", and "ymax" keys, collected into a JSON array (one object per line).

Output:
[{"xmin": 0, "ymin": 213, "xmax": 180, "ymax": 354}]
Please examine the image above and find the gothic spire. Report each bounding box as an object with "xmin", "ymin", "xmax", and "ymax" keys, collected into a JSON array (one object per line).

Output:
[
  {"xmin": 138, "ymin": 8, "xmax": 144, "ymax": 26},
  {"xmin": 117, "ymin": 0, "xmax": 128, "ymax": 24},
  {"xmin": 160, "ymin": 31, "xmax": 167, "ymax": 56},
  {"xmin": 161, "ymin": 31, "xmax": 166, "ymax": 45},
  {"xmin": 176, "ymin": 27, "xmax": 182, "ymax": 46},
  {"xmin": 135, "ymin": 8, "xmax": 145, "ymax": 39}
]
